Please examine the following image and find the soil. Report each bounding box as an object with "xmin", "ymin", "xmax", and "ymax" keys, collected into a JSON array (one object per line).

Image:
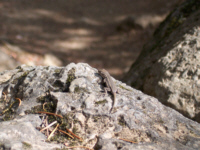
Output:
[{"xmin": 0, "ymin": 0, "xmax": 185, "ymax": 79}]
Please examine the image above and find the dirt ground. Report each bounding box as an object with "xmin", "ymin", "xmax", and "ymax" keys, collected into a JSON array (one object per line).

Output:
[{"xmin": 0, "ymin": 0, "xmax": 185, "ymax": 79}]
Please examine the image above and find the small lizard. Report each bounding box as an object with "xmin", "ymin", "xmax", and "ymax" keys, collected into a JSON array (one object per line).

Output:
[{"xmin": 98, "ymin": 69, "xmax": 117, "ymax": 113}]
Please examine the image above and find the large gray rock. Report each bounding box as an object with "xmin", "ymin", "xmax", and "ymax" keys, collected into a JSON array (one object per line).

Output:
[
  {"xmin": 124, "ymin": 0, "xmax": 200, "ymax": 122},
  {"xmin": 0, "ymin": 114, "xmax": 62, "ymax": 150},
  {"xmin": 0, "ymin": 63, "xmax": 200, "ymax": 150}
]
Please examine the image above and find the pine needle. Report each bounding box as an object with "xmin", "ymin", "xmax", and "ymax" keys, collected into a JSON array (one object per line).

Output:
[
  {"xmin": 119, "ymin": 138, "xmax": 138, "ymax": 143},
  {"xmin": 66, "ymin": 128, "xmax": 83, "ymax": 141},
  {"xmin": 58, "ymin": 129, "xmax": 74, "ymax": 139},
  {"xmin": 37, "ymin": 111, "xmax": 63, "ymax": 118},
  {"xmin": 2, "ymin": 92, "xmax": 6, "ymax": 100},
  {"xmin": 15, "ymin": 98, "xmax": 22, "ymax": 106},
  {"xmin": 65, "ymin": 145, "xmax": 93, "ymax": 150},
  {"xmin": 40, "ymin": 120, "xmax": 57, "ymax": 132},
  {"xmin": 47, "ymin": 123, "xmax": 59, "ymax": 140}
]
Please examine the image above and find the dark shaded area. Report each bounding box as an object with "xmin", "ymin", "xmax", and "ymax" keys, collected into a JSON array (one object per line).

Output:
[{"xmin": 0, "ymin": 0, "xmax": 184, "ymax": 79}]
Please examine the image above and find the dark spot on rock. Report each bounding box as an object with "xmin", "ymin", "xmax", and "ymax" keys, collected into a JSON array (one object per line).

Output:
[
  {"xmin": 118, "ymin": 115, "xmax": 126, "ymax": 126},
  {"xmin": 71, "ymin": 106, "xmax": 76, "ymax": 111}
]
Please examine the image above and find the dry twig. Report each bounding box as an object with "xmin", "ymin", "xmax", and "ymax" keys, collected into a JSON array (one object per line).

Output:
[
  {"xmin": 40, "ymin": 120, "xmax": 57, "ymax": 132},
  {"xmin": 58, "ymin": 129, "xmax": 74, "ymax": 139},
  {"xmin": 37, "ymin": 111, "xmax": 63, "ymax": 118},
  {"xmin": 47, "ymin": 123, "xmax": 59, "ymax": 140},
  {"xmin": 64, "ymin": 145, "xmax": 93, "ymax": 150},
  {"xmin": 15, "ymin": 98, "xmax": 22, "ymax": 106},
  {"xmin": 45, "ymin": 116, "xmax": 49, "ymax": 137},
  {"xmin": 42, "ymin": 102, "xmax": 47, "ymax": 111},
  {"xmin": 66, "ymin": 128, "xmax": 83, "ymax": 141},
  {"xmin": 2, "ymin": 92, "xmax": 6, "ymax": 100},
  {"xmin": 119, "ymin": 138, "xmax": 138, "ymax": 143}
]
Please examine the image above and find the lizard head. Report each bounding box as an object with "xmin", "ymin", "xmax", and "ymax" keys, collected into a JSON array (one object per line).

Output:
[{"xmin": 98, "ymin": 69, "xmax": 110, "ymax": 78}]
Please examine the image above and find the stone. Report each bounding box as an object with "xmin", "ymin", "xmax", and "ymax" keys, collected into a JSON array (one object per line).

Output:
[
  {"xmin": 0, "ymin": 114, "xmax": 62, "ymax": 150},
  {"xmin": 0, "ymin": 63, "xmax": 200, "ymax": 149},
  {"xmin": 124, "ymin": 0, "xmax": 200, "ymax": 122}
]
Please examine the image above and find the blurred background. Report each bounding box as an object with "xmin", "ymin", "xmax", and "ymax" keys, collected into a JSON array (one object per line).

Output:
[{"xmin": 0, "ymin": 0, "xmax": 185, "ymax": 79}]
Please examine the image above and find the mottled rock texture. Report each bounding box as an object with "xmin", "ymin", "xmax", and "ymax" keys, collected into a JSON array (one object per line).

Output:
[
  {"xmin": 0, "ymin": 63, "xmax": 200, "ymax": 150},
  {"xmin": 124, "ymin": 0, "xmax": 200, "ymax": 122}
]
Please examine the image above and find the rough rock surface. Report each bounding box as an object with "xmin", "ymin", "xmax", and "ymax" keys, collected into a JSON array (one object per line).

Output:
[
  {"xmin": 0, "ymin": 114, "xmax": 62, "ymax": 150},
  {"xmin": 0, "ymin": 63, "xmax": 200, "ymax": 150},
  {"xmin": 124, "ymin": 0, "xmax": 200, "ymax": 122}
]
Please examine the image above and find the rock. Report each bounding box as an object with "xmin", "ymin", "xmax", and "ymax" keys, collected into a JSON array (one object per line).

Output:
[
  {"xmin": 124, "ymin": 0, "xmax": 200, "ymax": 122},
  {"xmin": 0, "ymin": 63, "xmax": 200, "ymax": 149},
  {"xmin": 0, "ymin": 50, "xmax": 20, "ymax": 72},
  {"xmin": 0, "ymin": 114, "xmax": 62, "ymax": 150}
]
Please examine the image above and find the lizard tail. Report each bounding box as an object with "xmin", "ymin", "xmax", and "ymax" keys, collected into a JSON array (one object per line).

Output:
[{"xmin": 110, "ymin": 94, "xmax": 116, "ymax": 113}]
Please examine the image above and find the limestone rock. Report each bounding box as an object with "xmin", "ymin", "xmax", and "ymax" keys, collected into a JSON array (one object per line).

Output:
[
  {"xmin": 0, "ymin": 114, "xmax": 62, "ymax": 150},
  {"xmin": 124, "ymin": 0, "xmax": 200, "ymax": 122},
  {"xmin": 0, "ymin": 63, "xmax": 200, "ymax": 149}
]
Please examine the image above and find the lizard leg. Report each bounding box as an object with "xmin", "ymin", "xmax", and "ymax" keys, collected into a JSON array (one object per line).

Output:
[
  {"xmin": 104, "ymin": 87, "xmax": 111, "ymax": 94},
  {"xmin": 101, "ymin": 87, "xmax": 110, "ymax": 97}
]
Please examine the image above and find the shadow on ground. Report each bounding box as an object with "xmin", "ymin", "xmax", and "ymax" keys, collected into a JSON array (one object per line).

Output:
[{"xmin": 0, "ymin": 0, "xmax": 184, "ymax": 79}]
